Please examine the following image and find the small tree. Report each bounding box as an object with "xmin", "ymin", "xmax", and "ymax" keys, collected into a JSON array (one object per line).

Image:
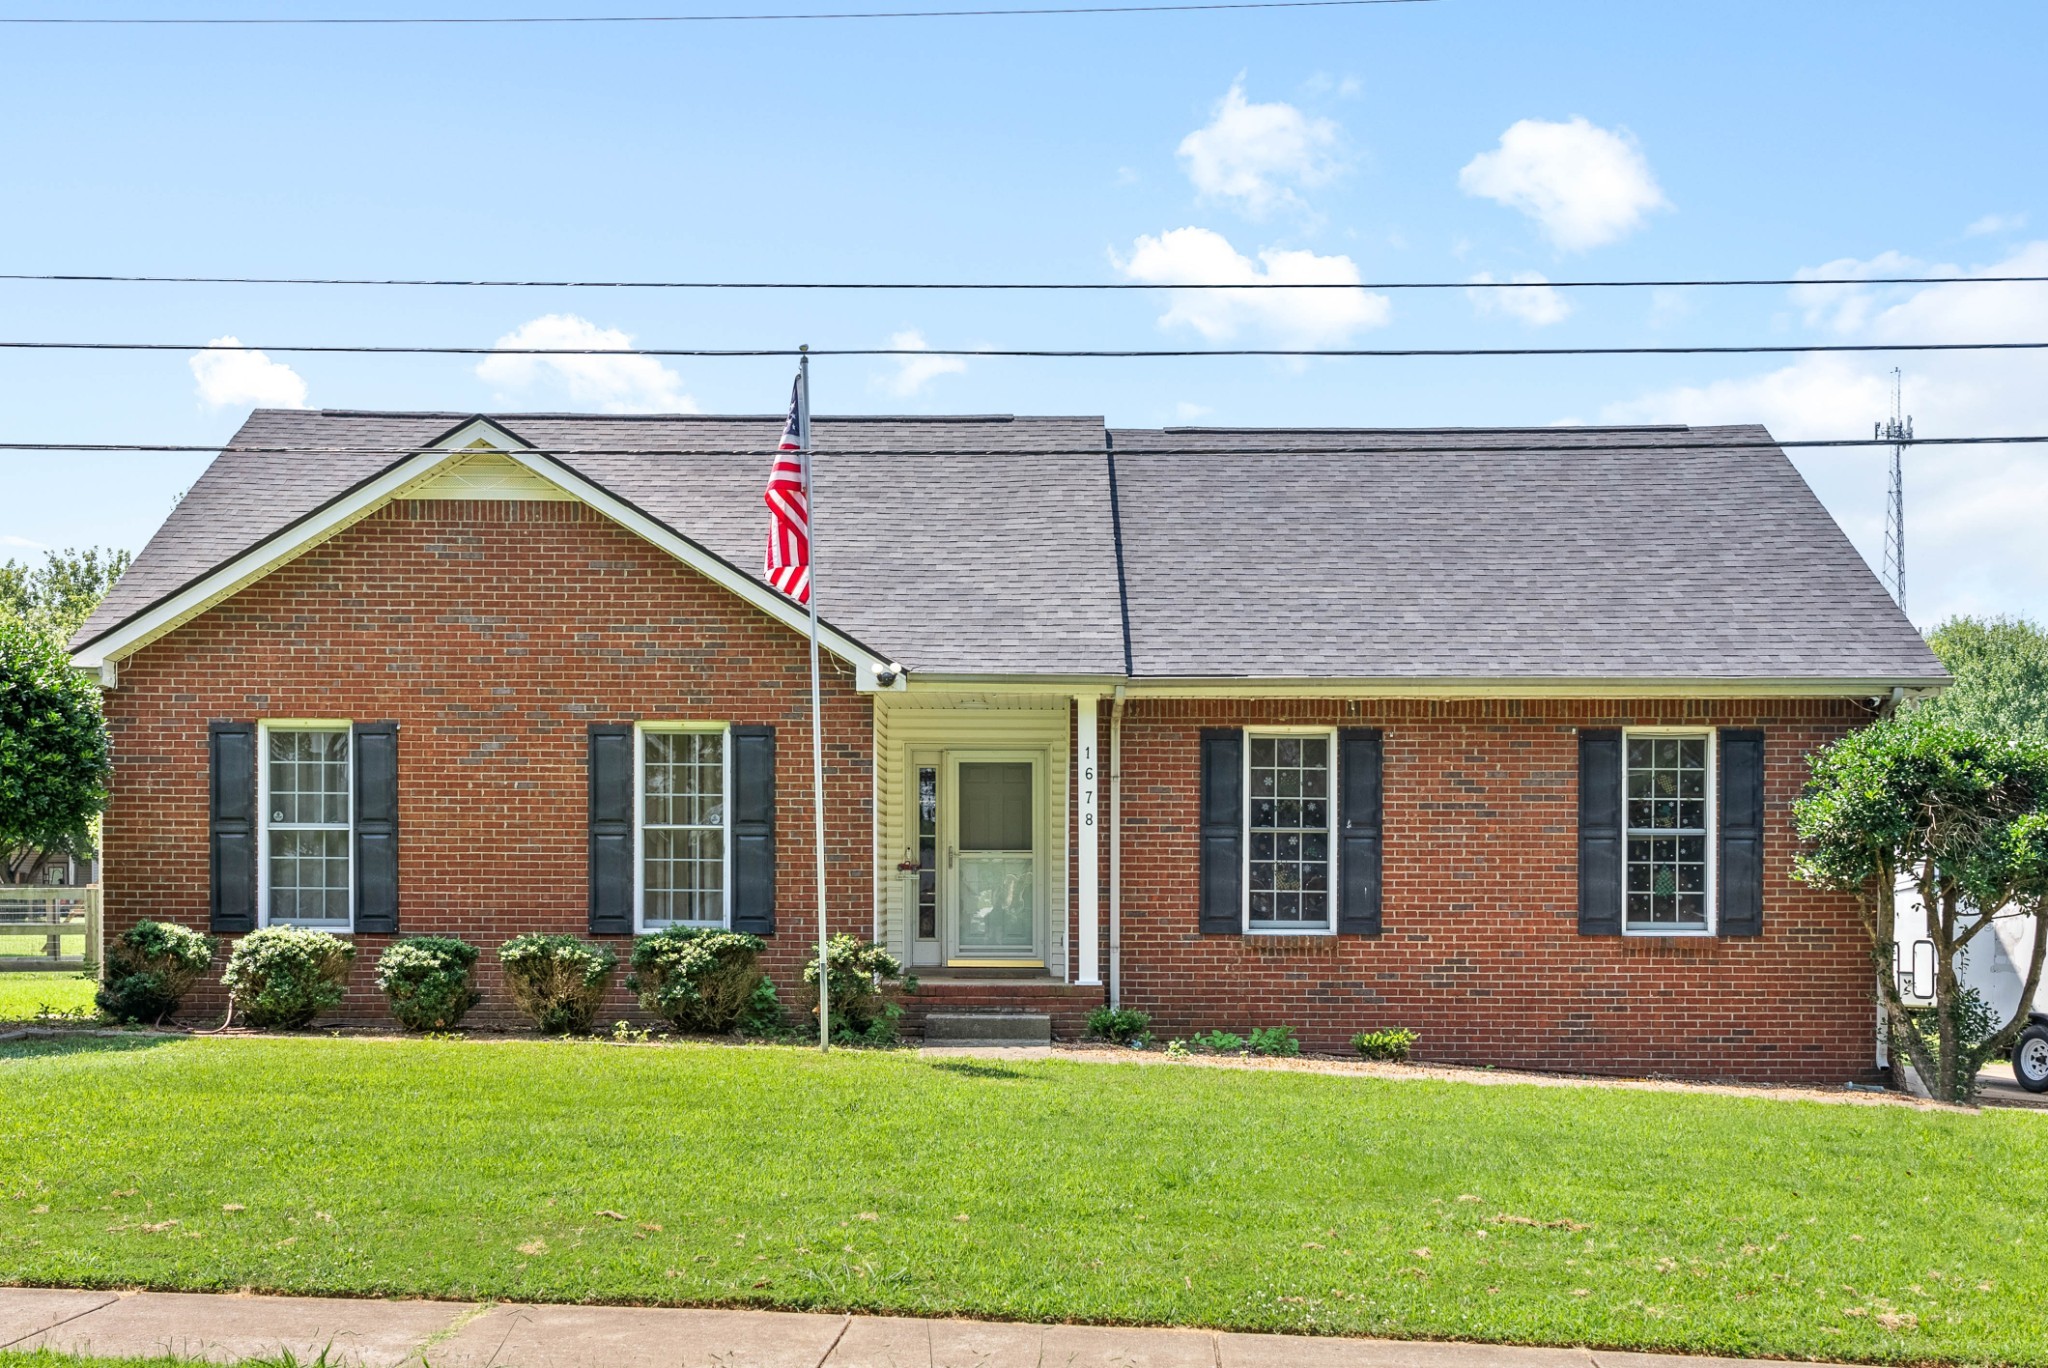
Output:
[
  {"xmin": 1793, "ymin": 711, "xmax": 2048, "ymax": 1100},
  {"xmin": 1, "ymin": 546, "xmax": 132, "ymax": 639},
  {"xmin": 0, "ymin": 616, "xmax": 110, "ymax": 883},
  {"xmin": 1923, "ymin": 615, "xmax": 2048, "ymax": 744}
]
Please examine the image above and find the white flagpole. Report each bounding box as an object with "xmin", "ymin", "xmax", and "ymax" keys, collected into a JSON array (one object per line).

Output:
[{"xmin": 799, "ymin": 347, "xmax": 831, "ymax": 1052}]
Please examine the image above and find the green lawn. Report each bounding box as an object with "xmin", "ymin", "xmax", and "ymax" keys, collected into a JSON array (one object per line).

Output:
[
  {"xmin": 0, "ymin": 972, "xmax": 97, "ymax": 1021},
  {"xmin": 4, "ymin": 1037, "xmax": 2044, "ymax": 1366},
  {"xmin": 0, "ymin": 930, "xmax": 89, "ymax": 960}
]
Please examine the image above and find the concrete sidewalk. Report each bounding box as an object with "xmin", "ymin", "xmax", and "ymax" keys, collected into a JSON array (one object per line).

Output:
[{"xmin": 0, "ymin": 1288, "xmax": 1849, "ymax": 1368}]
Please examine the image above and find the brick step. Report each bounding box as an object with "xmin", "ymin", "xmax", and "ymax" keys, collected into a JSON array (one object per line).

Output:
[
  {"xmin": 895, "ymin": 980, "xmax": 1103, "ymax": 1041},
  {"xmin": 922, "ymin": 1011, "xmax": 1052, "ymax": 1045}
]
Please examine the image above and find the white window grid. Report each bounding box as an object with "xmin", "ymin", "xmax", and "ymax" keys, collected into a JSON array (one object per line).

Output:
[
  {"xmin": 256, "ymin": 720, "xmax": 354, "ymax": 930},
  {"xmin": 1622, "ymin": 727, "xmax": 1717, "ymax": 936},
  {"xmin": 635, "ymin": 722, "xmax": 732, "ymax": 931},
  {"xmin": 1243, "ymin": 727, "xmax": 1338, "ymax": 935}
]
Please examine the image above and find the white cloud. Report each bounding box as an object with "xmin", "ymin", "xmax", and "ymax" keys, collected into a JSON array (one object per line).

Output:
[
  {"xmin": 1966, "ymin": 212, "xmax": 2028, "ymax": 238},
  {"xmin": 188, "ymin": 336, "xmax": 308, "ymax": 409},
  {"xmin": 1466, "ymin": 271, "xmax": 1572, "ymax": 327},
  {"xmin": 1603, "ymin": 240, "xmax": 2048, "ymax": 625},
  {"xmin": 1, "ymin": 534, "xmax": 48, "ymax": 550},
  {"xmin": 1176, "ymin": 79, "xmax": 1342, "ymax": 217},
  {"xmin": 877, "ymin": 329, "xmax": 968, "ymax": 398},
  {"xmin": 1459, "ymin": 117, "xmax": 1669, "ymax": 251},
  {"xmin": 1788, "ymin": 251, "xmax": 1937, "ymax": 333},
  {"xmin": 474, "ymin": 314, "xmax": 696, "ymax": 413},
  {"xmin": 1113, "ymin": 226, "xmax": 1390, "ymax": 344},
  {"xmin": 1175, "ymin": 401, "xmax": 1215, "ymax": 422}
]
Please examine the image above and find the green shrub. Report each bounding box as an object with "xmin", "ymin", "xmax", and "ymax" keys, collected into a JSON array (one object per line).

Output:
[
  {"xmin": 95, "ymin": 920, "xmax": 216, "ymax": 1024},
  {"xmin": 374, "ymin": 936, "xmax": 481, "ymax": 1031},
  {"xmin": 221, "ymin": 927, "xmax": 355, "ymax": 1029},
  {"xmin": 627, "ymin": 927, "xmax": 781, "ymax": 1034},
  {"xmin": 1247, "ymin": 1025, "xmax": 1301, "ymax": 1057},
  {"xmin": 1353, "ymin": 1026, "xmax": 1418, "ymax": 1062},
  {"xmin": 1192, "ymin": 1029, "xmax": 1246, "ymax": 1054},
  {"xmin": 498, "ymin": 933, "xmax": 617, "ymax": 1035},
  {"xmin": 1085, "ymin": 1006, "xmax": 1153, "ymax": 1046},
  {"xmin": 802, "ymin": 934, "xmax": 915, "ymax": 1045}
]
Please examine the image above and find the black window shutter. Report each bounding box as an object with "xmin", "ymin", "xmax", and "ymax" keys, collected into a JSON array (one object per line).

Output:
[
  {"xmin": 729, "ymin": 725, "xmax": 777, "ymax": 935},
  {"xmin": 1577, "ymin": 728, "xmax": 1623, "ymax": 936},
  {"xmin": 352, "ymin": 722, "xmax": 399, "ymax": 934},
  {"xmin": 209, "ymin": 722, "xmax": 257, "ymax": 934},
  {"xmin": 1718, "ymin": 728, "xmax": 1765, "ymax": 938},
  {"xmin": 1337, "ymin": 728, "xmax": 1384, "ymax": 936},
  {"xmin": 588, "ymin": 725, "xmax": 634, "ymax": 937},
  {"xmin": 1199, "ymin": 729, "xmax": 1243, "ymax": 934}
]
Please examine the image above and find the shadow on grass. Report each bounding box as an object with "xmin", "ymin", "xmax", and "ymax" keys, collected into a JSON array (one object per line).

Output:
[
  {"xmin": 927, "ymin": 1060, "xmax": 1036, "ymax": 1081},
  {"xmin": 0, "ymin": 1031, "xmax": 184, "ymax": 1062}
]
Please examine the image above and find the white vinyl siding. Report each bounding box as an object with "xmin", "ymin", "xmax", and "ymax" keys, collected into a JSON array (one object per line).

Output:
[
  {"xmin": 258, "ymin": 722, "xmax": 353, "ymax": 929},
  {"xmin": 636, "ymin": 724, "xmax": 730, "ymax": 930}
]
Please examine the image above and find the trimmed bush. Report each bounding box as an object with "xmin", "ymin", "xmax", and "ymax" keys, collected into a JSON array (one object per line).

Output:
[
  {"xmin": 95, "ymin": 920, "xmax": 216, "ymax": 1024},
  {"xmin": 375, "ymin": 936, "xmax": 482, "ymax": 1031},
  {"xmin": 802, "ymin": 934, "xmax": 915, "ymax": 1045},
  {"xmin": 221, "ymin": 926, "xmax": 356, "ymax": 1029},
  {"xmin": 1353, "ymin": 1026, "xmax": 1418, "ymax": 1062},
  {"xmin": 499, "ymin": 933, "xmax": 617, "ymax": 1035},
  {"xmin": 1085, "ymin": 1006, "xmax": 1153, "ymax": 1046},
  {"xmin": 627, "ymin": 928, "xmax": 779, "ymax": 1035}
]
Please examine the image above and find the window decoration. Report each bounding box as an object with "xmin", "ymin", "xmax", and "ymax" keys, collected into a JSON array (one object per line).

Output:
[
  {"xmin": 1625, "ymin": 733, "xmax": 1711, "ymax": 931},
  {"xmin": 1246, "ymin": 732, "xmax": 1333, "ymax": 931}
]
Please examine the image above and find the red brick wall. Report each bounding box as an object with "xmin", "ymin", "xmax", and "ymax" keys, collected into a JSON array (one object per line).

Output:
[
  {"xmin": 1112, "ymin": 697, "xmax": 1881, "ymax": 1084},
  {"xmin": 101, "ymin": 498, "xmax": 872, "ymax": 1026}
]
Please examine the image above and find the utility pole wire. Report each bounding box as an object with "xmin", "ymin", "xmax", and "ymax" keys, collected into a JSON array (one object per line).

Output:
[
  {"xmin": 5, "ymin": 339, "xmax": 2048, "ymax": 358},
  {"xmin": 4, "ymin": 436, "xmax": 2047, "ymax": 457},
  {"xmin": 3, "ymin": 271, "xmax": 2041, "ymax": 291},
  {"xmin": 0, "ymin": 0, "xmax": 1433, "ymax": 24}
]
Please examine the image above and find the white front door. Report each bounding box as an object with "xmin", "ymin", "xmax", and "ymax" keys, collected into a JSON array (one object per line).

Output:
[{"xmin": 944, "ymin": 751, "xmax": 1044, "ymax": 967}]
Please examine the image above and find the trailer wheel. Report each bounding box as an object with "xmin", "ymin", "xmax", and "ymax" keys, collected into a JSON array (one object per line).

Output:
[{"xmin": 2016, "ymin": 1025, "xmax": 2048, "ymax": 1094}]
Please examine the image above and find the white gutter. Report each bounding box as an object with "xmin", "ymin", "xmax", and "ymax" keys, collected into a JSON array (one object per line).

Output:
[{"xmin": 1108, "ymin": 683, "xmax": 1126, "ymax": 1011}]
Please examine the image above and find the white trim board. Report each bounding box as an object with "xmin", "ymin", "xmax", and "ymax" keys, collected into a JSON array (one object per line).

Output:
[{"xmin": 72, "ymin": 417, "xmax": 905, "ymax": 692}]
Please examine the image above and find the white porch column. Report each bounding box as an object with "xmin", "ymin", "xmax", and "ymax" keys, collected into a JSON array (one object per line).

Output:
[{"xmin": 1076, "ymin": 694, "xmax": 1102, "ymax": 985}]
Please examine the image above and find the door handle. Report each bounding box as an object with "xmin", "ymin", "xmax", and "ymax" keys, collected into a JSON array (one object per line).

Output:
[{"xmin": 947, "ymin": 846, "xmax": 957, "ymax": 869}]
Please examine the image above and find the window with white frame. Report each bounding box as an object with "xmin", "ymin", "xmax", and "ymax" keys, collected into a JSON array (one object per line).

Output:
[
  {"xmin": 638, "ymin": 725, "xmax": 730, "ymax": 929},
  {"xmin": 260, "ymin": 723, "xmax": 353, "ymax": 928},
  {"xmin": 1624, "ymin": 731, "xmax": 1714, "ymax": 933},
  {"xmin": 1246, "ymin": 730, "xmax": 1335, "ymax": 932}
]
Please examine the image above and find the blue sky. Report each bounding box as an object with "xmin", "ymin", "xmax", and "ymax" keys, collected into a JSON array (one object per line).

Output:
[{"xmin": 3, "ymin": 0, "xmax": 2045, "ymax": 629}]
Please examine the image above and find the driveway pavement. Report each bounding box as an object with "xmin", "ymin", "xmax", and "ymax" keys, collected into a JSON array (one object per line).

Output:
[{"xmin": 0, "ymin": 1288, "xmax": 1854, "ymax": 1368}]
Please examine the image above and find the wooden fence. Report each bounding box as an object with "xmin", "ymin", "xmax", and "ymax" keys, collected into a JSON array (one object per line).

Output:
[{"xmin": 0, "ymin": 886, "xmax": 101, "ymax": 971}]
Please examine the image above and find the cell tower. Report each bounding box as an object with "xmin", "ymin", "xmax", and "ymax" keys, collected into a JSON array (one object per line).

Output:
[{"xmin": 1878, "ymin": 368, "xmax": 1911, "ymax": 614}]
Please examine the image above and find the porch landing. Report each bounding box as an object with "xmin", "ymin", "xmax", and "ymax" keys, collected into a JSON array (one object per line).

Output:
[{"xmin": 899, "ymin": 976, "xmax": 1103, "ymax": 1042}]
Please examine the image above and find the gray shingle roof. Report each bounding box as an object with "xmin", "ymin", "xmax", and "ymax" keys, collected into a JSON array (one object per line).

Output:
[
  {"xmin": 74, "ymin": 410, "xmax": 1942, "ymax": 686},
  {"xmin": 1109, "ymin": 425, "xmax": 1942, "ymax": 681}
]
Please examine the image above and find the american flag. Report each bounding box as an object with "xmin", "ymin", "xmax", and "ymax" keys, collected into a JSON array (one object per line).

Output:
[{"xmin": 763, "ymin": 374, "xmax": 810, "ymax": 603}]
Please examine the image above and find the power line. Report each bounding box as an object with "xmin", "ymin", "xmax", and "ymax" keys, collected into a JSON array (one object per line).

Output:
[
  {"xmin": 3, "ymin": 435, "xmax": 2045, "ymax": 457},
  {"xmin": 3, "ymin": 339, "xmax": 2046, "ymax": 358},
  {"xmin": 0, "ymin": 0, "xmax": 1432, "ymax": 25},
  {"xmin": 3, "ymin": 271, "xmax": 2040, "ymax": 292}
]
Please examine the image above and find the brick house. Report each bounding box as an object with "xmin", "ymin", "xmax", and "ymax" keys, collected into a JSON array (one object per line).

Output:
[{"xmin": 69, "ymin": 409, "xmax": 1943, "ymax": 1080}]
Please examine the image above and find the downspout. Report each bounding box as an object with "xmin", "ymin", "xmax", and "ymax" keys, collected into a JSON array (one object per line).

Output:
[{"xmin": 1109, "ymin": 683, "xmax": 1126, "ymax": 1010}]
